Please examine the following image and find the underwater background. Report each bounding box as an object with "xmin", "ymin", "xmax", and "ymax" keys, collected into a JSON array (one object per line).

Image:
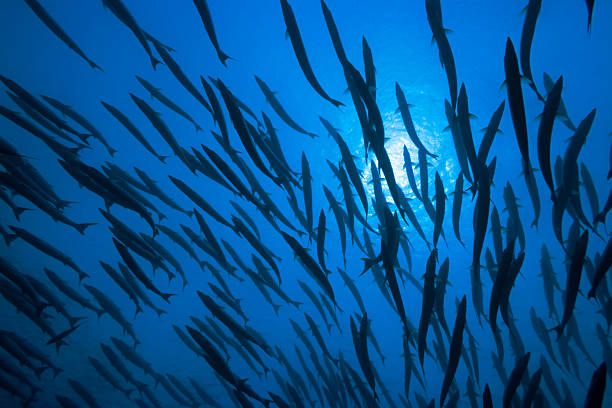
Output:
[{"xmin": 0, "ymin": 0, "xmax": 611, "ymax": 406}]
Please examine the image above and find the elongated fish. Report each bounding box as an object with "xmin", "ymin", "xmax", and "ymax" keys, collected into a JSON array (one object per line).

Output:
[
  {"xmin": 279, "ymin": 0, "xmax": 343, "ymax": 107},
  {"xmin": 24, "ymin": 0, "xmax": 102, "ymax": 71},
  {"xmin": 396, "ymin": 83, "xmax": 437, "ymax": 158},
  {"xmin": 192, "ymin": 0, "xmax": 231, "ymax": 65},
  {"xmin": 519, "ymin": 0, "xmax": 543, "ymax": 100},
  {"xmin": 101, "ymin": 101, "xmax": 168, "ymax": 163},
  {"xmin": 504, "ymin": 38, "xmax": 530, "ymax": 166},
  {"xmin": 451, "ymin": 172, "xmax": 464, "ymax": 246},
  {"xmin": 102, "ymin": 0, "xmax": 160, "ymax": 68},
  {"xmin": 537, "ymin": 76, "xmax": 563, "ymax": 200},
  {"xmin": 440, "ymin": 295, "xmax": 466, "ymax": 407},
  {"xmin": 255, "ymin": 75, "xmax": 316, "ymax": 138},
  {"xmin": 551, "ymin": 230, "xmax": 588, "ymax": 339},
  {"xmin": 135, "ymin": 76, "xmax": 201, "ymax": 131}
]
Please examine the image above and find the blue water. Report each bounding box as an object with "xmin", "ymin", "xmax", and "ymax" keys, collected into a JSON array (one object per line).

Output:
[{"xmin": 0, "ymin": 0, "xmax": 611, "ymax": 406}]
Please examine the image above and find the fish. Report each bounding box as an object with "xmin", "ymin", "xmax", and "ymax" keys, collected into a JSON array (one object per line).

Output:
[
  {"xmin": 396, "ymin": 83, "xmax": 437, "ymax": 158},
  {"xmin": 586, "ymin": 0, "xmax": 596, "ymax": 32},
  {"xmin": 504, "ymin": 38, "xmax": 531, "ymax": 166},
  {"xmin": 302, "ymin": 152, "xmax": 314, "ymax": 235},
  {"xmin": 457, "ymin": 84, "xmax": 479, "ymax": 183},
  {"xmin": 216, "ymin": 79, "xmax": 281, "ymax": 185},
  {"xmin": 282, "ymin": 232, "xmax": 336, "ymax": 305},
  {"xmin": 425, "ymin": 0, "xmax": 457, "ymax": 108},
  {"xmin": 418, "ymin": 248, "xmax": 438, "ymax": 368},
  {"xmin": 584, "ymin": 362, "xmax": 607, "ymax": 408},
  {"xmin": 550, "ymin": 230, "xmax": 588, "ymax": 339},
  {"xmin": 477, "ymin": 101, "xmax": 505, "ymax": 166},
  {"xmin": 192, "ymin": 0, "xmax": 231, "ymax": 65},
  {"xmin": 320, "ymin": 117, "xmax": 368, "ymax": 215},
  {"xmin": 150, "ymin": 38, "xmax": 212, "ymax": 113},
  {"xmin": 440, "ymin": 296, "xmax": 466, "ymax": 407},
  {"xmin": 102, "ymin": 0, "xmax": 160, "ymax": 68},
  {"xmin": 503, "ymin": 352, "xmax": 530, "ymax": 408},
  {"xmin": 537, "ymin": 75, "xmax": 563, "ymax": 200},
  {"xmin": 471, "ymin": 166, "xmax": 490, "ymax": 322},
  {"xmin": 304, "ymin": 312, "xmax": 338, "ymax": 365},
  {"xmin": 9, "ymin": 226, "xmax": 89, "ymax": 282},
  {"xmin": 255, "ymin": 75, "xmax": 316, "ymax": 137},
  {"xmin": 451, "ymin": 172, "xmax": 465, "ymax": 246},
  {"xmin": 588, "ymin": 236, "xmax": 612, "ymax": 298},
  {"xmin": 101, "ymin": 101, "xmax": 168, "ymax": 163},
  {"xmin": 433, "ymin": 172, "xmax": 446, "ymax": 249},
  {"xmin": 100, "ymin": 343, "xmax": 147, "ymax": 393},
  {"xmin": 322, "ymin": 185, "xmax": 347, "ymax": 264},
  {"xmin": 350, "ymin": 313, "xmax": 376, "ymax": 399},
  {"xmin": 88, "ymin": 357, "xmax": 133, "ymax": 399},
  {"xmin": 519, "ymin": 0, "xmax": 543, "ymax": 100},
  {"xmin": 113, "ymin": 238, "xmax": 175, "ymax": 303},
  {"xmin": 24, "ymin": 0, "xmax": 102, "ymax": 70},
  {"xmin": 168, "ymin": 175, "xmax": 232, "ymax": 229},
  {"xmin": 135, "ymin": 76, "xmax": 201, "ymax": 131},
  {"xmin": 279, "ymin": 0, "xmax": 343, "ymax": 107},
  {"xmin": 362, "ymin": 37, "xmax": 376, "ymax": 101}
]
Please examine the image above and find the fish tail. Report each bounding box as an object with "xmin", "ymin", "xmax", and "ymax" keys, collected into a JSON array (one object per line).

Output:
[
  {"xmin": 108, "ymin": 147, "xmax": 119, "ymax": 157},
  {"xmin": 155, "ymin": 308, "xmax": 167, "ymax": 317},
  {"xmin": 78, "ymin": 271, "xmax": 90, "ymax": 283},
  {"xmin": 52, "ymin": 367, "xmax": 63, "ymax": 379},
  {"xmin": 13, "ymin": 206, "xmax": 30, "ymax": 220},
  {"xmin": 55, "ymin": 339, "xmax": 67, "ymax": 355},
  {"xmin": 76, "ymin": 222, "xmax": 96, "ymax": 235},
  {"xmin": 194, "ymin": 122, "xmax": 202, "ymax": 132},
  {"xmin": 90, "ymin": 60, "xmax": 104, "ymax": 72},
  {"xmin": 157, "ymin": 212, "xmax": 167, "ymax": 222},
  {"xmin": 150, "ymin": 56, "xmax": 162, "ymax": 70},
  {"xmin": 34, "ymin": 365, "xmax": 47, "ymax": 379},
  {"xmin": 217, "ymin": 50, "xmax": 232, "ymax": 66},
  {"xmin": 124, "ymin": 388, "xmax": 134, "ymax": 399},
  {"xmin": 158, "ymin": 155, "xmax": 170, "ymax": 164},
  {"xmin": 272, "ymin": 304, "xmax": 281, "ymax": 315},
  {"xmin": 77, "ymin": 132, "xmax": 93, "ymax": 141},
  {"xmin": 3, "ymin": 233, "xmax": 17, "ymax": 246},
  {"xmin": 161, "ymin": 292, "xmax": 175, "ymax": 303},
  {"xmin": 96, "ymin": 309, "xmax": 105, "ymax": 320},
  {"xmin": 134, "ymin": 305, "xmax": 144, "ymax": 318}
]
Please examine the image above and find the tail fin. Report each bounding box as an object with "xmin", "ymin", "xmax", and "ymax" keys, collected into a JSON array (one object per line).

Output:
[
  {"xmin": 90, "ymin": 61, "xmax": 104, "ymax": 72},
  {"xmin": 54, "ymin": 339, "xmax": 68, "ymax": 355},
  {"xmin": 76, "ymin": 222, "xmax": 96, "ymax": 235},
  {"xmin": 154, "ymin": 307, "xmax": 167, "ymax": 318},
  {"xmin": 2, "ymin": 233, "xmax": 17, "ymax": 246},
  {"xmin": 96, "ymin": 309, "xmax": 105, "ymax": 320},
  {"xmin": 33, "ymin": 365, "xmax": 47, "ymax": 379},
  {"xmin": 77, "ymin": 271, "xmax": 90, "ymax": 283},
  {"xmin": 272, "ymin": 304, "xmax": 281, "ymax": 316},
  {"xmin": 150, "ymin": 56, "xmax": 162, "ymax": 70},
  {"xmin": 157, "ymin": 155, "xmax": 170, "ymax": 164},
  {"xmin": 52, "ymin": 367, "xmax": 63, "ymax": 379},
  {"xmin": 13, "ymin": 206, "xmax": 30, "ymax": 220},
  {"xmin": 108, "ymin": 147, "xmax": 119, "ymax": 157},
  {"xmin": 134, "ymin": 305, "xmax": 144, "ymax": 318},
  {"xmin": 217, "ymin": 51, "xmax": 233, "ymax": 67},
  {"xmin": 194, "ymin": 123, "xmax": 202, "ymax": 132},
  {"xmin": 161, "ymin": 292, "xmax": 175, "ymax": 304},
  {"xmin": 123, "ymin": 388, "xmax": 134, "ymax": 399}
]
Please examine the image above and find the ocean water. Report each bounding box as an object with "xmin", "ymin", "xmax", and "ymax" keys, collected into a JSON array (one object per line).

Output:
[{"xmin": 0, "ymin": 0, "xmax": 611, "ymax": 407}]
